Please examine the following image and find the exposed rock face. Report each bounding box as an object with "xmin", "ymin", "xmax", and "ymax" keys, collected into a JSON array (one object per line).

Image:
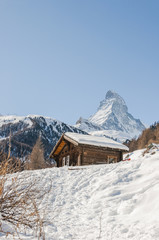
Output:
[
  {"xmin": 76, "ymin": 90, "xmax": 145, "ymax": 141},
  {"xmin": 0, "ymin": 115, "xmax": 86, "ymax": 159}
]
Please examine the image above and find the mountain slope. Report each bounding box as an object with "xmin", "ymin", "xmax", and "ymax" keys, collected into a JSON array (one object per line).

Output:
[
  {"xmin": 76, "ymin": 90, "xmax": 145, "ymax": 141},
  {"xmin": 0, "ymin": 115, "xmax": 86, "ymax": 159},
  {"xmin": 125, "ymin": 121, "xmax": 159, "ymax": 152},
  {"xmin": 1, "ymin": 144, "xmax": 159, "ymax": 239}
]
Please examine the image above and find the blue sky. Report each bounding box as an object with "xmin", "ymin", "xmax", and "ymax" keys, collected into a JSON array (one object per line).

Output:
[{"xmin": 0, "ymin": 0, "xmax": 159, "ymax": 126}]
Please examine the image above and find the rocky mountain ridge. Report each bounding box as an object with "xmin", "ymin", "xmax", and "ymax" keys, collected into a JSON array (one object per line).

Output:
[{"xmin": 0, "ymin": 115, "xmax": 86, "ymax": 159}]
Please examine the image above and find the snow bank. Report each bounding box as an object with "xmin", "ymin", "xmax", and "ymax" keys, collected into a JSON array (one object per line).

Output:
[{"xmin": 1, "ymin": 145, "xmax": 159, "ymax": 239}]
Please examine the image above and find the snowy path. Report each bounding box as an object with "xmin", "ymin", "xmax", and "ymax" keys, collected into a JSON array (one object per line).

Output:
[{"xmin": 1, "ymin": 145, "xmax": 159, "ymax": 239}]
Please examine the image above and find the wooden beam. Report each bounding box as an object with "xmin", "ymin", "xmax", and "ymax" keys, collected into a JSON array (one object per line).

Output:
[{"xmin": 64, "ymin": 135, "xmax": 79, "ymax": 146}]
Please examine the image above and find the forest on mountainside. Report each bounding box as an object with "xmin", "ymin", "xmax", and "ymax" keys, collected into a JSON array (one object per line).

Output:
[{"xmin": 124, "ymin": 122, "xmax": 159, "ymax": 152}]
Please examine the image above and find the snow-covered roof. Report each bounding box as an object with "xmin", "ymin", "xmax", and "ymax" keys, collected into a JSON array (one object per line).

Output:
[{"xmin": 64, "ymin": 132, "xmax": 129, "ymax": 151}]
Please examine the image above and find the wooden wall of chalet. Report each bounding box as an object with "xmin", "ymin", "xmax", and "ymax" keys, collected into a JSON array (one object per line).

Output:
[
  {"xmin": 55, "ymin": 141, "xmax": 123, "ymax": 167},
  {"xmin": 81, "ymin": 146, "xmax": 122, "ymax": 165}
]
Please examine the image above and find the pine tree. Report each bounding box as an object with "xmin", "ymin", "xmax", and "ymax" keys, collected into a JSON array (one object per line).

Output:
[{"xmin": 30, "ymin": 137, "xmax": 45, "ymax": 170}]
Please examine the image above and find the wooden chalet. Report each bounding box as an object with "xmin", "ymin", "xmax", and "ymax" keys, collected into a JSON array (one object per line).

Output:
[{"xmin": 50, "ymin": 132, "xmax": 129, "ymax": 167}]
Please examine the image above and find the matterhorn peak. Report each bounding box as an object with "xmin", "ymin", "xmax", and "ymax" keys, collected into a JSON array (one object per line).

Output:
[
  {"xmin": 75, "ymin": 90, "xmax": 145, "ymax": 141},
  {"xmin": 105, "ymin": 90, "xmax": 126, "ymax": 104},
  {"xmin": 98, "ymin": 90, "xmax": 127, "ymax": 112},
  {"xmin": 105, "ymin": 90, "xmax": 119, "ymax": 99}
]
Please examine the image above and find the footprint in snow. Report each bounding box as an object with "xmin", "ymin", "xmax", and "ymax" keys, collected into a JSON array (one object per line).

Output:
[{"xmin": 108, "ymin": 189, "xmax": 121, "ymax": 197}]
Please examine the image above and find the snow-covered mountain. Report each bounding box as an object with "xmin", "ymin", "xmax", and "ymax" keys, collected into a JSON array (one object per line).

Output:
[
  {"xmin": 76, "ymin": 90, "xmax": 145, "ymax": 142},
  {"xmin": 0, "ymin": 115, "xmax": 86, "ymax": 158},
  {"xmin": 0, "ymin": 91, "xmax": 145, "ymax": 158}
]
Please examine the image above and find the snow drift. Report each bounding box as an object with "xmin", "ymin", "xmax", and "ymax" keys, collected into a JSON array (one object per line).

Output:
[{"xmin": 1, "ymin": 144, "xmax": 159, "ymax": 239}]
